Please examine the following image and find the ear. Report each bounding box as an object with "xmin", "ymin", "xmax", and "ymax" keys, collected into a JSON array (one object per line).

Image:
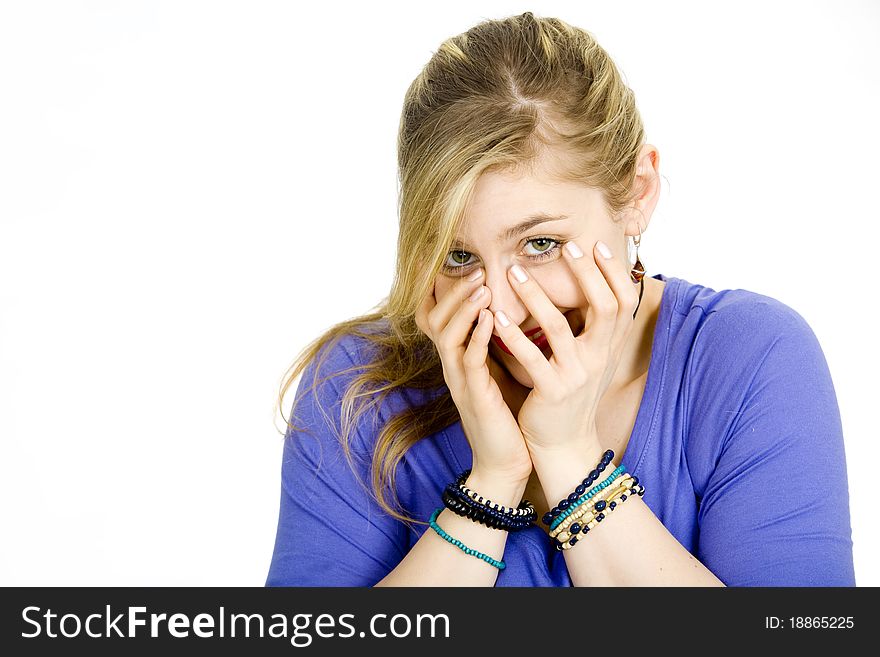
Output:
[{"xmin": 625, "ymin": 144, "xmax": 661, "ymax": 238}]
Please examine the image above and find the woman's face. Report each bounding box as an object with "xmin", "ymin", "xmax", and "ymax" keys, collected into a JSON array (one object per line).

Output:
[{"xmin": 433, "ymin": 165, "xmax": 636, "ymax": 390}]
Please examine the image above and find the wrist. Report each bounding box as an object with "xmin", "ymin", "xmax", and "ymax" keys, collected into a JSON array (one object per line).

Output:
[
  {"xmin": 465, "ymin": 469, "xmax": 529, "ymax": 510},
  {"xmin": 526, "ymin": 431, "xmax": 603, "ymax": 466},
  {"xmin": 528, "ymin": 438, "xmax": 610, "ymax": 505}
]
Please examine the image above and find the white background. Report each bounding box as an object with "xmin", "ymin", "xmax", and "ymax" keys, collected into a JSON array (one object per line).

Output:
[{"xmin": 1, "ymin": 1, "xmax": 877, "ymax": 585}]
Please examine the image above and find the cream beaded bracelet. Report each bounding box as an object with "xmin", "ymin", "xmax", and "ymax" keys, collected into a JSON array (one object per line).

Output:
[
  {"xmin": 549, "ymin": 474, "xmax": 633, "ymax": 539},
  {"xmin": 555, "ymin": 480, "xmax": 646, "ymax": 551},
  {"xmin": 552, "ymin": 478, "xmax": 637, "ymax": 542}
]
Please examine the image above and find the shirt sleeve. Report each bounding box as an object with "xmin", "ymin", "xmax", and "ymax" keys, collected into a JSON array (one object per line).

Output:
[
  {"xmin": 688, "ymin": 297, "xmax": 856, "ymax": 586},
  {"xmin": 265, "ymin": 335, "xmax": 410, "ymax": 586}
]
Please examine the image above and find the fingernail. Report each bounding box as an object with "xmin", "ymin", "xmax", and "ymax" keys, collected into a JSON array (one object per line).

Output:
[
  {"xmin": 596, "ymin": 240, "xmax": 613, "ymax": 259},
  {"xmin": 565, "ymin": 241, "xmax": 583, "ymax": 258},
  {"xmin": 509, "ymin": 264, "xmax": 528, "ymax": 283},
  {"xmin": 468, "ymin": 286, "xmax": 485, "ymax": 302},
  {"xmin": 467, "ymin": 268, "xmax": 483, "ymax": 282},
  {"xmin": 496, "ymin": 310, "xmax": 511, "ymax": 327}
]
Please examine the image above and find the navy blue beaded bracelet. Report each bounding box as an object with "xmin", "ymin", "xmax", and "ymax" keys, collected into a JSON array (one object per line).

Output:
[
  {"xmin": 443, "ymin": 469, "xmax": 536, "ymax": 532},
  {"xmin": 456, "ymin": 477, "xmax": 535, "ymax": 520},
  {"xmin": 442, "ymin": 488, "xmax": 534, "ymax": 531},
  {"xmin": 541, "ymin": 449, "xmax": 615, "ymax": 526}
]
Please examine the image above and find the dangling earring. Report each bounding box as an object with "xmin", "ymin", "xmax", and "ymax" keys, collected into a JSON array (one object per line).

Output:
[
  {"xmin": 630, "ymin": 224, "xmax": 646, "ymax": 284},
  {"xmin": 630, "ymin": 224, "xmax": 646, "ymax": 321}
]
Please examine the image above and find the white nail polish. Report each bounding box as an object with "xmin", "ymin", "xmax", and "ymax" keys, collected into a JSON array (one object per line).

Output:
[
  {"xmin": 565, "ymin": 241, "xmax": 583, "ymax": 258},
  {"xmin": 510, "ymin": 264, "xmax": 528, "ymax": 283},
  {"xmin": 496, "ymin": 310, "xmax": 510, "ymax": 327}
]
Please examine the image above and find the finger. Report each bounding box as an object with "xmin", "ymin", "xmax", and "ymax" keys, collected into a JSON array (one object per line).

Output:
[
  {"xmin": 414, "ymin": 284, "xmax": 437, "ymax": 337},
  {"xmin": 461, "ymin": 308, "xmax": 494, "ymax": 393},
  {"xmin": 438, "ymin": 281, "xmax": 491, "ymax": 366},
  {"xmin": 561, "ymin": 239, "xmax": 618, "ymax": 344},
  {"xmin": 492, "ymin": 309, "xmax": 556, "ymax": 391},
  {"xmin": 426, "ymin": 268, "xmax": 484, "ymax": 338},
  {"xmin": 439, "ymin": 285, "xmax": 492, "ymax": 352},
  {"xmin": 591, "ymin": 240, "xmax": 641, "ymax": 320},
  {"xmin": 505, "ymin": 264, "xmax": 578, "ymax": 365},
  {"xmin": 590, "ymin": 240, "xmax": 641, "ymax": 352},
  {"xmin": 432, "ymin": 270, "xmax": 488, "ymax": 394}
]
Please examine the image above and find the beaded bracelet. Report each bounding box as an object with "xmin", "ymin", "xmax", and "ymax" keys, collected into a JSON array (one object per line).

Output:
[
  {"xmin": 552, "ymin": 476, "xmax": 634, "ymax": 535},
  {"xmin": 441, "ymin": 488, "xmax": 534, "ymax": 531},
  {"xmin": 429, "ymin": 507, "xmax": 506, "ymax": 570},
  {"xmin": 551, "ymin": 477, "xmax": 637, "ymax": 540},
  {"xmin": 549, "ymin": 468, "xmax": 629, "ymax": 533},
  {"xmin": 549, "ymin": 464, "xmax": 628, "ymax": 532},
  {"xmin": 443, "ymin": 489, "xmax": 534, "ymax": 531},
  {"xmin": 453, "ymin": 468, "xmax": 534, "ymax": 517},
  {"xmin": 557, "ymin": 482, "xmax": 644, "ymax": 547},
  {"xmin": 456, "ymin": 471, "xmax": 535, "ymax": 519},
  {"xmin": 542, "ymin": 449, "xmax": 616, "ymax": 526},
  {"xmin": 443, "ymin": 469, "xmax": 536, "ymax": 532},
  {"xmin": 549, "ymin": 474, "xmax": 633, "ymax": 538},
  {"xmin": 554, "ymin": 482, "xmax": 646, "ymax": 551}
]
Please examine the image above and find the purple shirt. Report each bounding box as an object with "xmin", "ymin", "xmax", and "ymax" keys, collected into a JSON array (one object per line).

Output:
[{"xmin": 266, "ymin": 273, "xmax": 856, "ymax": 586}]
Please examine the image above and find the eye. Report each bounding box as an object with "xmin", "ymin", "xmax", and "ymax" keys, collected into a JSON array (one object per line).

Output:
[
  {"xmin": 445, "ymin": 251, "xmax": 472, "ymax": 269},
  {"xmin": 523, "ymin": 237, "xmax": 556, "ymax": 255},
  {"xmin": 442, "ymin": 237, "xmax": 563, "ymax": 276},
  {"xmin": 521, "ymin": 237, "xmax": 562, "ymax": 262}
]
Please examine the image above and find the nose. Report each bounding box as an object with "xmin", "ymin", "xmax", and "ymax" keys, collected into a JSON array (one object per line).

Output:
[{"xmin": 485, "ymin": 266, "xmax": 527, "ymax": 334}]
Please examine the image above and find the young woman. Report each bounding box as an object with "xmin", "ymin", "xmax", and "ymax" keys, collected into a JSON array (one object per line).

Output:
[{"xmin": 266, "ymin": 12, "xmax": 855, "ymax": 586}]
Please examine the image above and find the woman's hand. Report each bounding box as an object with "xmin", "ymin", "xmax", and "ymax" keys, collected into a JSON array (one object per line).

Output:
[
  {"xmin": 493, "ymin": 240, "xmax": 641, "ymax": 454},
  {"xmin": 415, "ymin": 269, "xmax": 533, "ymax": 485},
  {"xmin": 486, "ymin": 349, "xmax": 531, "ymax": 420}
]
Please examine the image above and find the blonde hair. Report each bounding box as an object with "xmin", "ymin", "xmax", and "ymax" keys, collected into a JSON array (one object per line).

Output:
[{"xmin": 276, "ymin": 11, "xmax": 649, "ymax": 532}]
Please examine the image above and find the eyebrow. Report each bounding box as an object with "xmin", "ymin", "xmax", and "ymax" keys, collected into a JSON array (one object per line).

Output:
[{"xmin": 452, "ymin": 213, "xmax": 570, "ymax": 250}]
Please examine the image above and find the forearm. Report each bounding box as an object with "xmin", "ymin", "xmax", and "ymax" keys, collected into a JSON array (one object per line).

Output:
[
  {"xmin": 374, "ymin": 473, "xmax": 527, "ymax": 586},
  {"xmin": 531, "ymin": 438, "xmax": 725, "ymax": 587}
]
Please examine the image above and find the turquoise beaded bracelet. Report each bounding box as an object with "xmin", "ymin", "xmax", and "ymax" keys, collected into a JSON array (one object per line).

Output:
[
  {"xmin": 429, "ymin": 507, "xmax": 506, "ymax": 570},
  {"xmin": 549, "ymin": 464, "xmax": 628, "ymax": 532}
]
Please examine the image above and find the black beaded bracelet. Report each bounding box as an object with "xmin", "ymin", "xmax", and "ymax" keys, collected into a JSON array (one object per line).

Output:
[
  {"xmin": 441, "ymin": 488, "xmax": 533, "ymax": 531},
  {"xmin": 453, "ymin": 468, "xmax": 536, "ymax": 519},
  {"xmin": 443, "ymin": 483, "xmax": 535, "ymax": 532},
  {"xmin": 541, "ymin": 449, "xmax": 616, "ymax": 526},
  {"xmin": 442, "ymin": 469, "xmax": 536, "ymax": 531}
]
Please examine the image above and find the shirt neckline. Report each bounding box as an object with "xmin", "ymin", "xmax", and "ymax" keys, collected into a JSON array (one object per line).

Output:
[{"xmin": 619, "ymin": 272, "xmax": 678, "ymax": 474}]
